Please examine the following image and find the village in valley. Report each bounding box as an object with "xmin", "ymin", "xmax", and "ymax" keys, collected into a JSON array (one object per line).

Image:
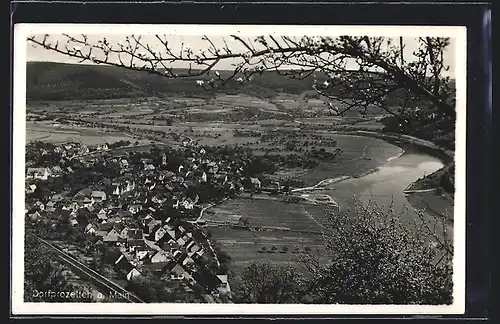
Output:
[{"xmin": 25, "ymin": 138, "xmax": 271, "ymax": 302}]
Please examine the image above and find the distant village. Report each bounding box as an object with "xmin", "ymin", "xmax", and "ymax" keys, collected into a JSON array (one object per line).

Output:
[{"xmin": 25, "ymin": 140, "xmax": 288, "ymax": 301}]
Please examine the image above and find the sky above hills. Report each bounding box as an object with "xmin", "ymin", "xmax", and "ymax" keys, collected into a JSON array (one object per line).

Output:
[{"xmin": 26, "ymin": 33, "xmax": 457, "ymax": 77}]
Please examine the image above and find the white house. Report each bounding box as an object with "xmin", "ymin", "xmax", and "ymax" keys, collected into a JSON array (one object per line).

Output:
[
  {"xmin": 142, "ymin": 214, "xmax": 154, "ymax": 226},
  {"xmin": 26, "ymin": 184, "xmax": 37, "ymax": 194},
  {"xmin": 120, "ymin": 159, "xmax": 129, "ymax": 168},
  {"xmin": 135, "ymin": 249, "xmax": 150, "ymax": 262},
  {"xmin": 113, "ymin": 185, "xmax": 121, "ymax": 196},
  {"xmin": 170, "ymin": 264, "xmax": 193, "ymax": 282},
  {"xmin": 91, "ymin": 191, "xmax": 107, "ymax": 202},
  {"xmin": 27, "ymin": 168, "xmax": 51, "ymax": 180},
  {"xmin": 182, "ymin": 256, "xmax": 195, "ymax": 267},
  {"xmin": 150, "ymin": 251, "xmax": 169, "ymax": 264},
  {"xmin": 125, "ymin": 180, "xmax": 135, "ymax": 192},
  {"xmin": 177, "ymin": 237, "xmax": 186, "ymax": 246},
  {"xmin": 105, "ymin": 228, "xmax": 120, "ymax": 239},
  {"xmin": 154, "ymin": 227, "xmax": 167, "ymax": 242},
  {"xmin": 34, "ymin": 200, "xmax": 45, "ymax": 211},
  {"xmin": 119, "ymin": 227, "xmax": 129, "ymax": 240},
  {"xmin": 129, "ymin": 205, "xmax": 142, "ymax": 215},
  {"xmin": 196, "ymin": 247, "xmax": 205, "ymax": 257},
  {"xmin": 183, "ymin": 199, "xmax": 195, "ymax": 210},
  {"xmin": 97, "ymin": 143, "xmax": 109, "ymax": 151},
  {"xmin": 84, "ymin": 223, "xmax": 97, "ymax": 235},
  {"xmin": 97, "ymin": 208, "xmax": 107, "ymax": 218},
  {"xmin": 250, "ymin": 178, "xmax": 261, "ymax": 188},
  {"xmin": 83, "ymin": 197, "xmax": 93, "ymax": 208},
  {"xmin": 217, "ymin": 274, "xmax": 231, "ymax": 295},
  {"xmin": 126, "ymin": 268, "xmax": 142, "ymax": 281}
]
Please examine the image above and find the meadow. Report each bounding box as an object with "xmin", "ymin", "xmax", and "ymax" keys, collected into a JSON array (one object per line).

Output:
[
  {"xmin": 25, "ymin": 122, "xmax": 150, "ymax": 146},
  {"xmin": 295, "ymin": 134, "xmax": 404, "ymax": 185},
  {"xmin": 205, "ymin": 198, "xmax": 327, "ymax": 232},
  {"xmin": 202, "ymin": 198, "xmax": 331, "ymax": 274},
  {"xmin": 90, "ymin": 116, "xmax": 402, "ymax": 182},
  {"xmin": 209, "ymin": 226, "xmax": 327, "ymax": 275}
]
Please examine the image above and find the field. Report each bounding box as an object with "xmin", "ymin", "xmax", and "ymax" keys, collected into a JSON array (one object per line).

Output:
[
  {"xmin": 27, "ymin": 92, "xmax": 402, "ymax": 185},
  {"xmin": 203, "ymin": 198, "xmax": 330, "ymax": 274},
  {"xmin": 210, "ymin": 227, "xmax": 326, "ymax": 274},
  {"xmin": 283, "ymin": 134, "xmax": 404, "ymax": 185},
  {"xmin": 26, "ymin": 122, "xmax": 151, "ymax": 146},
  {"xmin": 49, "ymin": 113, "xmax": 403, "ymax": 183},
  {"xmin": 205, "ymin": 199, "xmax": 327, "ymax": 231},
  {"xmin": 112, "ymin": 121, "xmax": 400, "ymax": 165}
]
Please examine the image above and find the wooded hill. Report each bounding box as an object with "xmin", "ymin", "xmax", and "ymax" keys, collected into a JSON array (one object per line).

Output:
[
  {"xmin": 26, "ymin": 62, "xmax": 316, "ymax": 101},
  {"xmin": 27, "ymin": 61, "xmax": 454, "ymax": 106}
]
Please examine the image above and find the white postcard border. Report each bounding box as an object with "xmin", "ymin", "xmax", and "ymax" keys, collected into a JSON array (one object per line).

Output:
[{"xmin": 12, "ymin": 23, "xmax": 467, "ymax": 315}]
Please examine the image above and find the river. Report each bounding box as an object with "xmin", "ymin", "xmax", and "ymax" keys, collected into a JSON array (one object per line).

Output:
[{"xmin": 317, "ymin": 150, "xmax": 453, "ymax": 241}]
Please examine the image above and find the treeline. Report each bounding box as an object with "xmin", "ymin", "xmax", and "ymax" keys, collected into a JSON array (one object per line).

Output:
[
  {"xmin": 27, "ymin": 88, "xmax": 146, "ymax": 101},
  {"xmin": 107, "ymin": 140, "xmax": 131, "ymax": 149},
  {"xmin": 381, "ymin": 115, "xmax": 455, "ymax": 150}
]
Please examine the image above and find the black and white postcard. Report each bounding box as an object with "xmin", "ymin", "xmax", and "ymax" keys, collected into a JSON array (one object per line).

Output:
[{"xmin": 12, "ymin": 24, "xmax": 466, "ymax": 315}]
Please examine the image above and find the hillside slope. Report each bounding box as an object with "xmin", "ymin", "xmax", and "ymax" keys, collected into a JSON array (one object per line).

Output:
[{"xmin": 26, "ymin": 62, "xmax": 315, "ymax": 101}]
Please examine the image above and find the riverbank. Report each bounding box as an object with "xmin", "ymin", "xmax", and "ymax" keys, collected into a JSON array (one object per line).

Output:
[
  {"xmin": 306, "ymin": 130, "xmax": 454, "ymax": 230},
  {"xmin": 334, "ymin": 130, "xmax": 455, "ymax": 198},
  {"xmin": 406, "ymin": 191, "xmax": 454, "ymax": 224},
  {"xmin": 359, "ymin": 132, "xmax": 454, "ymax": 227},
  {"xmin": 332, "ymin": 130, "xmax": 454, "ymax": 164}
]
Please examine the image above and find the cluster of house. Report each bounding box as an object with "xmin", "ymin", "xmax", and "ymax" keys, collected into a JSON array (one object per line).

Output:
[
  {"xmin": 25, "ymin": 142, "xmax": 105, "ymax": 190},
  {"xmin": 106, "ymin": 148, "xmax": 255, "ymax": 213},
  {"xmin": 24, "ymin": 140, "xmax": 296, "ymax": 298},
  {"xmin": 108, "ymin": 216, "xmax": 230, "ymax": 295},
  {"xmin": 25, "ymin": 146, "xmax": 240, "ymax": 296},
  {"xmin": 53, "ymin": 141, "xmax": 109, "ymax": 158},
  {"xmin": 26, "ymin": 166, "xmax": 64, "ymax": 181},
  {"xmin": 25, "ymin": 165, "xmax": 75, "ymax": 194},
  {"xmin": 27, "ymin": 186, "xmax": 230, "ymax": 296}
]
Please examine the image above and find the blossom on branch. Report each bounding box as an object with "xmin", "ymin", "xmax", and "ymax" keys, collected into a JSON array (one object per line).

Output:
[{"xmin": 27, "ymin": 34, "xmax": 455, "ymax": 120}]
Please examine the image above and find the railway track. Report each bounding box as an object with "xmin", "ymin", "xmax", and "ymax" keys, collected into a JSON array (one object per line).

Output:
[{"xmin": 38, "ymin": 238, "xmax": 146, "ymax": 303}]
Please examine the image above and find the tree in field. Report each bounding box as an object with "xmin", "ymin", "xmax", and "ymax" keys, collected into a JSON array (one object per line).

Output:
[
  {"xmin": 297, "ymin": 197, "xmax": 453, "ymax": 304},
  {"xmin": 241, "ymin": 217, "xmax": 250, "ymax": 227},
  {"xmin": 28, "ymin": 35, "xmax": 455, "ymax": 125},
  {"xmin": 232, "ymin": 261, "xmax": 303, "ymax": 304}
]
